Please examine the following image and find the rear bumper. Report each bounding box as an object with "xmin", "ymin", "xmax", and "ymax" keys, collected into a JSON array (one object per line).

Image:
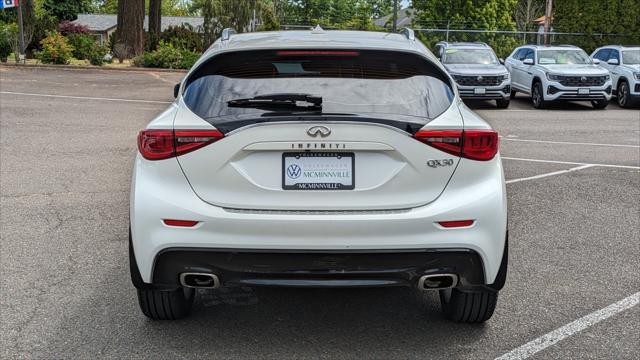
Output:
[
  {"xmin": 131, "ymin": 154, "xmax": 508, "ymax": 287},
  {"xmin": 150, "ymin": 248, "xmax": 486, "ymax": 289}
]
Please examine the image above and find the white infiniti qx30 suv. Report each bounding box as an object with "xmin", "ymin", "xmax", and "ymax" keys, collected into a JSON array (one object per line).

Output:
[{"xmin": 130, "ymin": 28, "xmax": 508, "ymax": 323}]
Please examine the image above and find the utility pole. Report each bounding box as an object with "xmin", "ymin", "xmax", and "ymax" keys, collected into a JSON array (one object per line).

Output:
[
  {"xmin": 543, "ymin": 0, "xmax": 553, "ymax": 45},
  {"xmin": 392, "ymin": 0, "xmax": 398, "ymax": 32},
  {"xmin": 252, "ymin": 8, "xmax": 256, "ymax": 32},
  {"xmin": 16, "ymin": 0, "xmax": 25, "ymax": 63}
]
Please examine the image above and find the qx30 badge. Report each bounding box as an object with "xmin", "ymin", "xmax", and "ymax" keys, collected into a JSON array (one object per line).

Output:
[
  {"xmin": 306, "ymin": 125, "xmax": 331, "ymax": 138},
  {"xmin": 427, "ymin": 159, "xmax": 454, "ymax": 168}
]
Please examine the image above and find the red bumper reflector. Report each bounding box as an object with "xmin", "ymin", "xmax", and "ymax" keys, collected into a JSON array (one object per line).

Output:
[
  {"xmin": 438, "ymin": 220, "xmax": 475, "ymax": 228},
  {"xmin": 163, "ymin": 219, "xmax": 200, "ymax": 227}
]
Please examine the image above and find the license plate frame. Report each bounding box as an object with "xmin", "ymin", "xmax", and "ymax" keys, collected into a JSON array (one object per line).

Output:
[
  {"xmin": 282, "ymin": 152, "xmax": 355, "ymax": 190},
  {"xmin": 474, "ymin": 88, "xmax": 487, "ymax": 95},
  {"xmin": 578, "ymin": 88, "xmax": 590, "ymax": 95}
]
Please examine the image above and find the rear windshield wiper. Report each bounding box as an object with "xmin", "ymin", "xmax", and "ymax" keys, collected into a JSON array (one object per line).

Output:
[{"xmin": 227, "ymin": 93, "xmax": 322, "ymax": 110}]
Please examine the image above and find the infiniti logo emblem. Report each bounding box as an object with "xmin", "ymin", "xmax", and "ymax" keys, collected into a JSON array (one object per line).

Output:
[{"xmin": 307, "ymin": 125, "xmax": 331, "ymax": 137}]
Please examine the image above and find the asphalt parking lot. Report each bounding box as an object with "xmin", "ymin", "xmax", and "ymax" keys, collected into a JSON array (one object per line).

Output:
[{"xmin": 1, "ymin": 66, "xmax": 638, "ymax": 359}]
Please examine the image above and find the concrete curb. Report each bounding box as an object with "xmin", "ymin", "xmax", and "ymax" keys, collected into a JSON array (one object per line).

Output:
[{"xmin": 0, "ymin": 63, "xmax": 188, "ymax": 74}]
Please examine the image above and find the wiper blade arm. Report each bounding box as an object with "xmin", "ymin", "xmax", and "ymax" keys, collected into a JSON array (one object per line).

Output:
[{"xmin": 227, "ymin": 93, "xmax": 322, "ymax": 109}]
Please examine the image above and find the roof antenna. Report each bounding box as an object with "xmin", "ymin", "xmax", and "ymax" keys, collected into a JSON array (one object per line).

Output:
[{"xmin": 311, "ymin": 25, "xmax": 325, "ymax": 34}]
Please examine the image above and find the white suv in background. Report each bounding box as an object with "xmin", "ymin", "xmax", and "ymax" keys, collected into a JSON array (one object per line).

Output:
[
  {"xmin": 434, "ymin": 42, "xmax": 511, "ymax": 108},
  {"xmin": 505, "ymin": 45, "xmax": 612, "ymax": 109},
  {"xmin": 591, "ymin": 45, "xmax": 640, "ymax": 108}
]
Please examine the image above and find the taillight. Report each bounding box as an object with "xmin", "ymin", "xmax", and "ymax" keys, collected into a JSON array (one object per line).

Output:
[
  {"xmin": 413, "ymin": 130, "xmax": 462, "ymax": 157},
  {"xmin": 137, "ymin": 130, "xmax": 174, "ymax": 160},
  {"xmin": 137, "ymin": 129, "xmax": 224, "ymax": 160},
  {"xmin": 413, "ymin": 129, "xmax": 498, "ymax": 161},
  {"xmin": 462, "ymin": 130, "xmax": 499, "ymax": 161}
]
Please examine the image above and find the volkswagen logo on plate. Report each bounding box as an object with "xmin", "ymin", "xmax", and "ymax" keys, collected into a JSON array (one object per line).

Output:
[
  {"xmin": 307, "ymin": 125, "xmax": 331, "ymax": 138},
  {"xmin": 286, "ymin": 164, "xmax": 302, "ymax": 179}
]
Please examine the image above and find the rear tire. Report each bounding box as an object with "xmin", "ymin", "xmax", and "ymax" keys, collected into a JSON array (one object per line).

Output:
[
  {"xmin": 137, "ymin": 287, "xmax": 194, "ymax": 320},
  {"xmin": 617, "ymin": 81, "xmax": 632, "ymax": 108},
  {"xmin": 496, "ymin": 98, "xmax": 510, "ymax": 108},
  {"xmin": 591, "ymin": 99, "xmax": 608, "ymax": 109},
  {"xmin": 130, "ymin": 227, "xmax": 194, "ymax": 320},
  {"xmin": 531, "ymin": 81, "xmax": 546, "ymax": 109},
  {"xmin": 439, "ymin": 288, "xmax": 498, "ymax": 323}
]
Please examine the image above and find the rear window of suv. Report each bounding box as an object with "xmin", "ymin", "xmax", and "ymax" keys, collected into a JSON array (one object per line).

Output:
[{"xmin": 183, "ymin": 50, "xmax": 454, "ymax": 132}]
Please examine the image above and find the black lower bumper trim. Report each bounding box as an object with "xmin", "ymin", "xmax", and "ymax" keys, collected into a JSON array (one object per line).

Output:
[{"xmin": 149, "ymin": 248, "xmax": 486, "ymax": 289}]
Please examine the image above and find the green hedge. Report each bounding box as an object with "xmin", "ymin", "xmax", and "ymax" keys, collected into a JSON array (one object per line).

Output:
[
  {"xmin": 36, "ymin": 31, "xmax": 74, "ymax": 64},
  {"xmin": 133, "ymin": 41, "xmax": 200, "ymax": 69}
]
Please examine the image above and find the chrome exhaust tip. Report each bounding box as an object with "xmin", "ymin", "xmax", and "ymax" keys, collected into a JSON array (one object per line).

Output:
[
  {"xmin": 180, "ymin": 273, "xmax": 220, "ymax": 289},
  {"xmin": 417, "ymin": 274, "xmax": 458, "ymax": 290}
]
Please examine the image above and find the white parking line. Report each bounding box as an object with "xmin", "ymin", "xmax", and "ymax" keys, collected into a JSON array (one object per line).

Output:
[
  {"xmin": 495, "ymin": 291, "xmax": 640, "ymax": 360},
  {"xmin": 502, "ymin": 157, "xmax": 640, "ymax": 170},
  {"xmin": 506, "ymin": 164, "xmax": 593, "ymax": 184},
  {"xmin": 0, "ymin": 91, "xmax": 172, "ymax": 104},
  {"xmin": 477, "ymin": 109, "xmax": 633, "ymax": 113},
  {"xmin": 502, "ymin": 138, "xmax": 640, "ymax": 148}
]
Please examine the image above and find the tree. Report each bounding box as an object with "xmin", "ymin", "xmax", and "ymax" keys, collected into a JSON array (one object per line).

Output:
[
  {"xmin": 278, "ymin": 0, "xmax": 390, "ymax": 29},
  {"xmin": 194, "ymin": 0, "xmax": 279, "ymax": 46},
  {"xmin": 97, "ymin": 0, "xmax": 190, "ymax": 15},
  {"xmin": 553, "ymin": 0, "xmax": 640, "ymax": 51},
  {"xmin": 553, "ymin": 0, "xmax": 640, "ymax": 38},
  {"xmin": 116, "ymin": 0, "xmax": 145, "ymax": 58},
  {"xmin": 413, "ymin": 0, "xmax": 518, "ymax": 30},
  {"xmin": 149, "ymin": 0, "xmax": 162, "ymax": 37},
  {"xmin": 514, "ymin": 0, "xmax": 544, "ymax": 32},
  {"xmin": 412, "ymin": 0, "xmax": 519, "ymax": 57},
  {"xmin": 41, "ymin": 0, "xmax": 93, "ymax": 21}
]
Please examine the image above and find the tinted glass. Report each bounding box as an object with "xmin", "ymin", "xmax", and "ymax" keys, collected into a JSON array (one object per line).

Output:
[
  {"xmin": 183, "ymin": 50, "xmax": 455, "ymax": 132},
  {"xmin": 524, "ymin": 49, "xmax": 535, "ymax": 61},
  {"xmin": 537, "ymin": 50, "xmax": 591, "ymax": 64},
  {"xmin": 593, "ymin": 49, "xmax": 610, "ymax": 61},
  {"xmin": 442, "ymin": 48, "xmax": 498, "ymax": 64},
  {"xmin": 622, "ymin": 50, "xmax": 640, "ymax": 64},
  {"xmin": 513, "ymin": 48, "xmax": 525, "ymax": 60},
  {"xmin": 608, "ymin": 49, "xmax": 620, "ymax": 61}
]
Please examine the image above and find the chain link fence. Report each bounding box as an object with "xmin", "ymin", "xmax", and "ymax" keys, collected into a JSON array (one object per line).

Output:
[
  {"xmin": 414, "ymin": 29, "xmax": 635, "ymax": 58},
  {"xmin": 279, "ymin": 24, "xmax": 635, "ymax": 58}
]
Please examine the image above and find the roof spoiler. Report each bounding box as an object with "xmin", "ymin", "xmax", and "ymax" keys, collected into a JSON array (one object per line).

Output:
[
  {"xmin": 399, "ymin": 27, "xmax": 415, "ymax": 41},
  {"xmin": 221, "ymin": 28, "xmax": 237, "ymax": 41}
]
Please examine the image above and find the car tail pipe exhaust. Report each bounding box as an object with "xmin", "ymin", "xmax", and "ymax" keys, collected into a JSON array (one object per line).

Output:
[
  {"xmin": 180, "ymin": 272, "xmax": 220, "ymax": 289},
  {"xmin": 417, "ymin": 274, "xmax": 458, "ymax": 291}
]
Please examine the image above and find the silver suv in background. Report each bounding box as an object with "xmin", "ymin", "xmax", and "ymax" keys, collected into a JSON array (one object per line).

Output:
[
  {"xmin": 505, "ymin": 45, "xmax": 612, "ymax": 109},
  {"xmin": 435, "ymin": 42, "xmax": 511, "ymax": 108},
  {"xmin": 591, "ymin": 45, "xmax": 640, "ymax": 108}
]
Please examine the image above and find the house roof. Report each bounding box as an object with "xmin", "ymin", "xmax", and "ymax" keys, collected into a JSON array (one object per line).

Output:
[
  {"xmin": 373, "ymin": 8, "xmax": 414, "ymax": 28},
  {"xmin": 73, "ymin": 14, "xmax": 204, "ymax": 32}
]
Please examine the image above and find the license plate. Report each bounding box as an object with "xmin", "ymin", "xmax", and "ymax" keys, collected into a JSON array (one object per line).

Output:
[
  {"xmin": 474, "ymin": 88, "xmax": 486, "ymax": 94},
  {"xmin": 283, "ymin": 152, "xmax": 354, "ymax": 190},
  {"xmin": 578, "ymin": 88, "xmax": 590, "ymax": 95}
]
